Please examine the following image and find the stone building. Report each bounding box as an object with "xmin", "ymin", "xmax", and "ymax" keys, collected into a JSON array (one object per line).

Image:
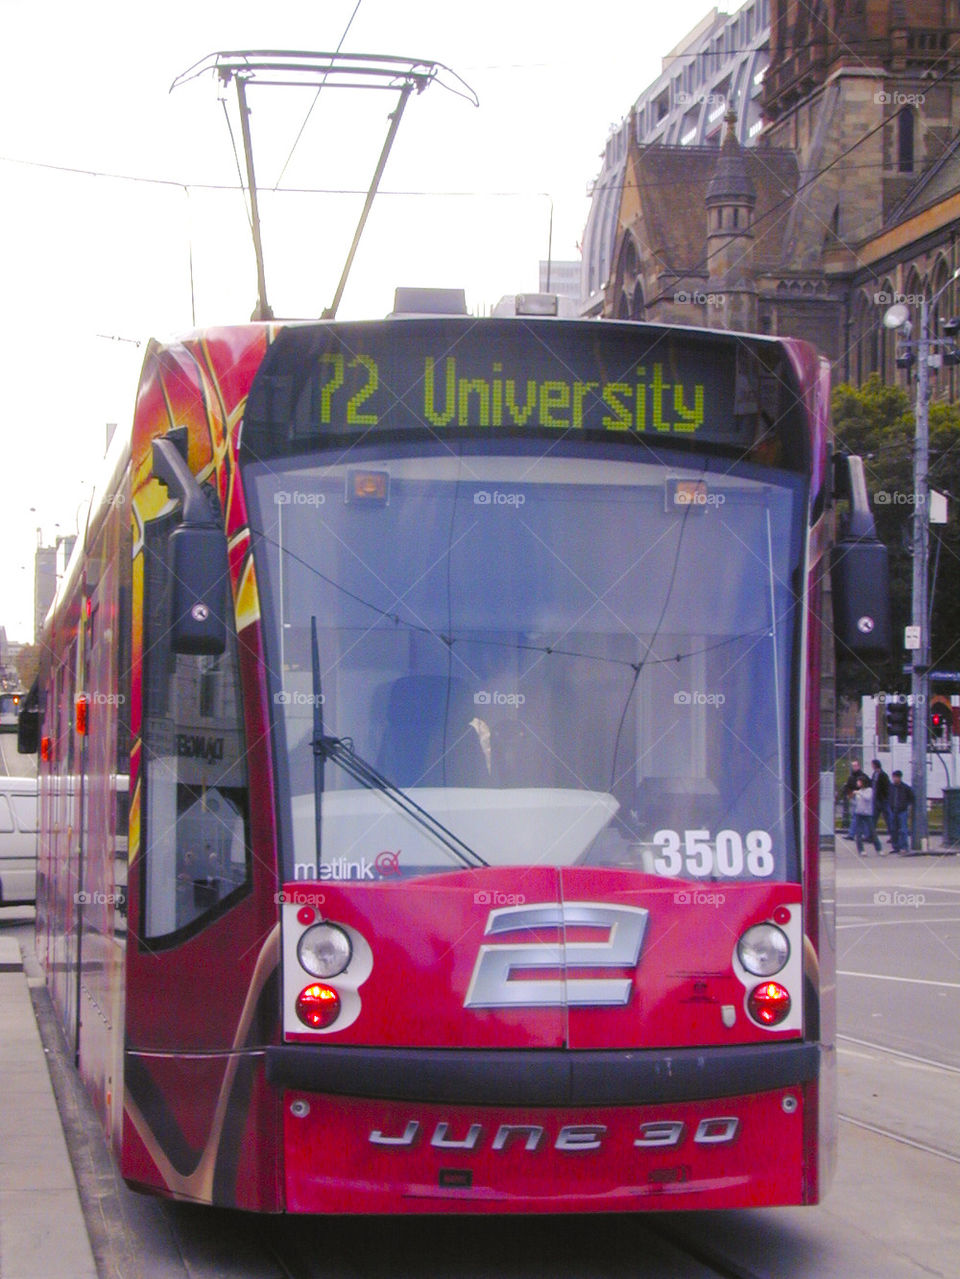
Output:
[
  {"xmin": 582, "ymin": 0, "xmax": 770, "ymax": 315},
  {"xmin": 583, "ymin": 0, "xmax": 960, "ymax": 392}
]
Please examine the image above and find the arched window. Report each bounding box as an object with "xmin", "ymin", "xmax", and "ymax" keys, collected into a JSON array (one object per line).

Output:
[
  {"xmin": 930, "ymin": 257, "xmax": 950, "ymax": 334},
  {"xmin": 877, "ymin": 278, "xmax": 896, "ymax": 382},
  {"xmin": 929, "ymin": 257, "xmax": 953, "ymax": 394},
  {"xmin": 851, "ymin": 291, "xmax": 876, "ymax": 384},
  {"xmin": 614, "ymin": 235, "xmax": 644, "ymax": 320},
  {"xmin": 903, "ymin": 266, "xmax": 925, "ymax": 336}
]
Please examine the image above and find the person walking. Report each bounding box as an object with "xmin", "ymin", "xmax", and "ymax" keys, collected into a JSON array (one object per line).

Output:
[
  {"xmin": 841, "ymin": 759, "xmax": 865, "ymax": 837},
  {"xmin": 888, "ymin": 770, "xmax": 915, "ymax": 855},
  {"xmin": 851, "ymin": 776, "xmax": 875, "ymax": 856},
  {"xmin": 870, "ymin": 758, "xmax": 891, "ymax": 852}
]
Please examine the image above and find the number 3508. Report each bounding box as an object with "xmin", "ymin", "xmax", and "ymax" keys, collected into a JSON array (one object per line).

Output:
[{"xmin": 652, "ymin": 829, "xmax": 775, "ymax": 878}]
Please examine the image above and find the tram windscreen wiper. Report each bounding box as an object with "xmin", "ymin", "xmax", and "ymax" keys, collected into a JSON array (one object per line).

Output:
[
  {"xmin": 314, "ymin": 734, "xmax": 487, "ymax": 870},
  {"xmin": 309, "ymin": 618, "xmax": 486, "ymax": 871}
]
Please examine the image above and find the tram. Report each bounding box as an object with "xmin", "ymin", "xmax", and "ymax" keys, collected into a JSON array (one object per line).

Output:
[{"xmin": 23, "ymin": 293, "xmax": 888, "ymax": 1212}]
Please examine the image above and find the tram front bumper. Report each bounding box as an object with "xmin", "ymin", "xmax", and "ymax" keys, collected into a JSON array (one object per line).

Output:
[{"xmin": 267, "ymin": 1043, "xmax": 821, "ymax": 1213}]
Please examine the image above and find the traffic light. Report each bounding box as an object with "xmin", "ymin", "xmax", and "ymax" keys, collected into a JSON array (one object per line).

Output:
[
  {"xmin": 930, "ymin": 700, "xmax": 952, "ymax": 751},
  {"xmin": 885, "ymin": 698, "xmax": 909, "ymax": 738}
]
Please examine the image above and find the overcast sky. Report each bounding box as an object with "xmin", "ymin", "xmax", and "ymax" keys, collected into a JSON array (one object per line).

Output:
[{"xmin": 0, "ymin": 0, "xmax": 743, "ymax": 643}]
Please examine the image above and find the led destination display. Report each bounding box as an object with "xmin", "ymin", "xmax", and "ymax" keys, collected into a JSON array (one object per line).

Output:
[
  {"xmin": 319, "ymin": 351, "xmax": 707, "ymax": 434},
  {"xmin": 244, "ymin": 319, "xmax": 791, "ymax": 454}
]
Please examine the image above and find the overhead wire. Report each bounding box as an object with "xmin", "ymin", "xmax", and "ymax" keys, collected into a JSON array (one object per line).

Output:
[
  {"xmin": 272, "ymin": 0, "xmax": 364, "ymax": 190},
  {"xmin": 0, "ymin": 149, "xmax": 945, "ymax": 199}
]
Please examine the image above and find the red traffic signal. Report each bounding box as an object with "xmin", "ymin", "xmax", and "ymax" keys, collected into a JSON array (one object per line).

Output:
[{"xmin": 930, "ymin": 700, "xmax": 952, "ymax": 749}]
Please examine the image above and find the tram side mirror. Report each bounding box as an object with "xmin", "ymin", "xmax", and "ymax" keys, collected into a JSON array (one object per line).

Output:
[
  {"xmin": 17, "ymin": 705, "xmax": 39, "ymax": 755},
  {"xmin": 167, "ymin": 523, "xmax": 229, "ymax": 656},
  {"xmin": 152, "ymin": 434, "xmax": 229, "ymax": 656},
  {"xmin": 831, "ymin": 452, "xmax": 891, "ymax": 660},
  {"xmin": 831, "ymin": 538, "xmax": 891, "ymax": 659}
]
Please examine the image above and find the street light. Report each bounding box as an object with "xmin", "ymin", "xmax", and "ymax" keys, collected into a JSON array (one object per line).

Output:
[{"xmin": 883, "ymin": 264, "xmax": 960, "ymax": 850}]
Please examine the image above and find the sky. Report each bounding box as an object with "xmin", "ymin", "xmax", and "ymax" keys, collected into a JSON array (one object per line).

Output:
[{"xmin": 0, "ymin": 0, "xmax": 744, "ymax": 644}]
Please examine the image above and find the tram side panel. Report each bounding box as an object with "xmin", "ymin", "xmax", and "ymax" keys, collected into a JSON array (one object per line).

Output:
[
  {"xmin": 120, "ymin": 332, "xmax": 284, "ymax": 1209},
  {"xmin": 789, "ymin": 344, "xmax": 837, "ymax": 1204},
  {"xmin": 74, "ymin": 482, "xmax": 131, "ymax": 1153},
  {"xmin": 41, "ymin": 601, "xmax": 85, "ymax": 1054}
]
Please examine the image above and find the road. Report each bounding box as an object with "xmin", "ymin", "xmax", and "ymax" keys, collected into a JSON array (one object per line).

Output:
[
  {"xmin": 2, "ymin": 831, "xmax": 958, "ymax": 1277},
  {"xmin": 0, "ymin": 728, "xmax": 36, "ymax": 778}
]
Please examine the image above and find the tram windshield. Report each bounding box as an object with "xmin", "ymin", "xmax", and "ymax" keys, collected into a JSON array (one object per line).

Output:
[{"xmin": 247, "ymin": 446, "xmax": 805, "ymax": 884}]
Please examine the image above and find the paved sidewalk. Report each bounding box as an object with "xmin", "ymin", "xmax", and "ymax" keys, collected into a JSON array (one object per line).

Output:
[
  {"xmin": 0, "ymin": 935, "xmax": 97, "ymax": 1279},
  {"xmin": 835, "ymin": 828, "xmax": 960, "ymax": 882}
]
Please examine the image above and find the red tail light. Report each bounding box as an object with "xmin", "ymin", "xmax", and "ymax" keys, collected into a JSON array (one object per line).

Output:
[
  {"xmin": 75, "ymin": 693, "xmax": 89, "ymax": 736},
  {"xmin": 296, "ymin": 982, "xmax": 341, "ymax": 1029},
  {"xmin": 748, "ymin": 981, "xmax": 791, "ymax": 1026}
]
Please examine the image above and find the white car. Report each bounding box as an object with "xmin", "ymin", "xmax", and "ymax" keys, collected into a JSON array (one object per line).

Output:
[{"xmin": 0, "ymin": 775, "xmax": 38, "ymax": 904}]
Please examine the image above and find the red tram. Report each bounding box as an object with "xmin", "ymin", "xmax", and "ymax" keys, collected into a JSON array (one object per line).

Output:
[{"xmin": 23, "ymin": 297, "xmax": 888, "ymax": 1213}]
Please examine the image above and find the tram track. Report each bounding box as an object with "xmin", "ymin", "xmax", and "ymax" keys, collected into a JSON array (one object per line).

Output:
[
  {"xmin": 261, "ymin": 1213, "xmax": 772, "ymax": 1279},
  {"xmin": 836, "ymin": 1032, "xmax": 960, "ymax": 1073},
  {"xmin": 836, "ymin": 1031, "xmax": 960, "ymax": 1168},
  {"xmin": 838, "ymin": 1113, "xmax": 960, "ymax": 1166},
  {"xmin": 645, "ymin": 1222, "xmax": 770, "ymax": 1279}
]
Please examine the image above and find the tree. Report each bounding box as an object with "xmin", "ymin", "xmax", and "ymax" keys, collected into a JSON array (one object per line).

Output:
[
  {"xmin": 832, "ymin": 374, "xmax": 960, "ymax": 699},
  {"xmin": 15, "ymin": 644, "xmax": 40, "ymax": 691}
]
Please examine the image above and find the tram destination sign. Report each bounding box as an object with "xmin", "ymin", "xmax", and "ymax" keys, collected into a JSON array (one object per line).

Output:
[{"xmin": 246, "ymin": 320, "xmax": 786, "ymax": 453}]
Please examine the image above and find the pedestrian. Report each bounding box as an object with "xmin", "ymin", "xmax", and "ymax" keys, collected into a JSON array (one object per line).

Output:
[
  {"xmin": 851, "ymin": 775, "xmax": 875, "ymax": 856},
  {"xmin": 841, "ymin": 759, "xmax": 864, "ymax": 837},
  {"xmin": 870, "ymin": 758, "xmax": 891, "ymax": 852},
  {"xmin": 888, "ymin": 770, "xmax": 914, "ymax": 855}
]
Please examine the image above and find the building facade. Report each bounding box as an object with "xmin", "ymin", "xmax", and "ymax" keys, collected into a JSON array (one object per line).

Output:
[
  {"xmin": 583, "ymin": 0, "xmax": 960, "ymax": 394},
  {"xmin": 539, "ymin": 259, "xmax": 582, "ymax": 300},
  {"xmin": 582, "ymin": 0, "xmax": 770, "ymax": 312},
  {"xmin": 34, "ymin": 536, "xmax": 76, "ymax": 644}
]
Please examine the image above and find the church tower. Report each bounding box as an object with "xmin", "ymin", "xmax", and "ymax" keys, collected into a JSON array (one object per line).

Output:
[{"xmin": 705, "ymin": 109, "xmax": 758, "ymax": 331}]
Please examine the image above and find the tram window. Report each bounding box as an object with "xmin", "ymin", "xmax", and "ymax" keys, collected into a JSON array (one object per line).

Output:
[{"xmin": 141, "ymin": 509, "xmax": 252, "ymax": 944}]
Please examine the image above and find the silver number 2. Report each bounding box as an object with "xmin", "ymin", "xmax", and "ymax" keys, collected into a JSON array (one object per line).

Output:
[{"xmin": 464, "ymin": 902, "xmax": 648, "ymax": 1008}]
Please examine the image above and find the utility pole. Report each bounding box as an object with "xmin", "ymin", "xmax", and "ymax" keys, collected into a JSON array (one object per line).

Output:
[
  {"xmin": 910, "ymin": 297, "xmax": 930, "ymax": 849},
  {"xmin": 885, "ymin": 265, "xmax": 960, "ymax": 851}
]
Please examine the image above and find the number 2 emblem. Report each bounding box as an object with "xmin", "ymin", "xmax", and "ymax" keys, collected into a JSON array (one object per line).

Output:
[{"xmin": 464, "ymin": 902, "xmax": 648, "ymax": 1008}]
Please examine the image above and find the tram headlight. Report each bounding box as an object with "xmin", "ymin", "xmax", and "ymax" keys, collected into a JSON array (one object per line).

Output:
[
  {"xmin": 297, "ymin": 923, "xmax": 353, "ymax": 979},
  {"xmin": 736, "ymin": 924, "xmax": 789, "ymax": 977}
]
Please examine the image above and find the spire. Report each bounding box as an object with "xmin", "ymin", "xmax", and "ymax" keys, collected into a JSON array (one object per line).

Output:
[{"xmin": 706, "ymin": 108, "xmax": 756, "ymax": 207}]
